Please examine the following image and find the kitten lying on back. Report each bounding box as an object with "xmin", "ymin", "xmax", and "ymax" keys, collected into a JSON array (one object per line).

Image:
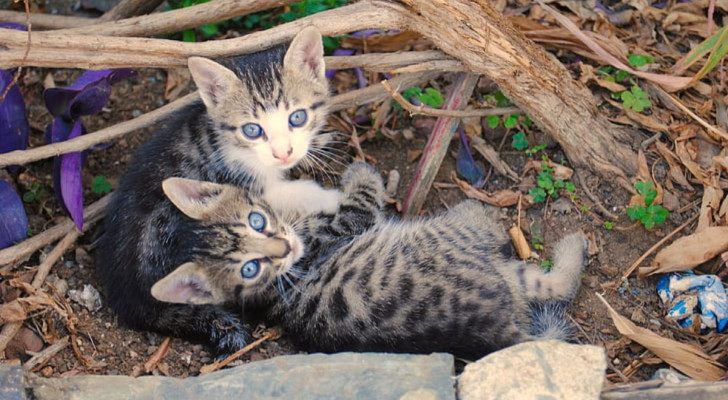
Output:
[
  {"xmin": 152, "ymin": 162, "xmax": 588, "ymax": 359},
  {"xmin": 98, "ymin": 27, "xmax": 340, "ymax": 354}
]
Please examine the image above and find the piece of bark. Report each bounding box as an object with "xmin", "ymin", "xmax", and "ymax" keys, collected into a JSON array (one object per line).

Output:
[
  {"xmin": 98, "ymin": 0, "xmax": 166, "ymax": 22},
  {"xmin": 402, "ymin": 73, "xmax": 479, "ymax": 216},
  {"xmin": 509, "ymin": 226, "xmax": 532, "ymax": 260}
]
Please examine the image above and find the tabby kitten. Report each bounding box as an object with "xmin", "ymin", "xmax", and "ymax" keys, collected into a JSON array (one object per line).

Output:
[
  {"xmin": 98, "ymin": 27, "xmax": 339, "ymax": 354},
  {"xmin": 152, "ymin": 163, "xmax": 588, "ymax": 360}
]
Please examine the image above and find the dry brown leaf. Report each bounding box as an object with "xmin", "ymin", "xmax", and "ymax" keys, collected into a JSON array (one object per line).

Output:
[
  {"xmin": 453, "ymin": 174, "xmax": 520, "ymax": 207},
  {"xmin": 164, "ymin": 68, "xmax": 191, "ymax": 102},
  {"xmin": 470, "ymin": 136, "xmax": 519, "ymax": 181},
  {"xmin": 0, "ymin": 300, "xmax": 26, "ymax": 323},
  {"xmin": 664, "ymin": 11, "xmax": 706, "ymax": 27},
  {"xmin": 654, "ymin": 141, "xmax": 694, "ymax": 190},
  {"xmin": 537, "ymin": 1, "xmax": 693, "ymax": 91},
  {"xmin": 625, "ymin": 108, "xmax": 670, "ymax": 132},
  {"xmin": 578, "ymin": 63, "xmax": 628, "ymax": 92},
  {"xmin": 523, "ymin": 160, "xmax": 573, "ymax": 180},
  {"xmin": 697, "ymin": 186, "xmax": 724, "ymax": 232},
  {"xmin": 676, "ymin": 140, "xmax": 710, "ymax": 184},
  {"xmin": 596, "ymin": 293, "xmax": 726, "ymax": 381},
  {"xmin": 645, "ymin": 227, "xmax": 728, "ymax": 275}
]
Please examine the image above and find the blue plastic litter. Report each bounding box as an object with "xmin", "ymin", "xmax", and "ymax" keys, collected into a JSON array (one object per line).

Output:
[{"xmin": 657, "ymin": 272, "xmax": 728, "ymax": 333}]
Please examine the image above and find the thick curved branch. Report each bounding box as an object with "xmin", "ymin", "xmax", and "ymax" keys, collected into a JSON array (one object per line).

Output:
[{"xmin": 0, "ymin": 1, "xmax": 407, "ymax": 69}]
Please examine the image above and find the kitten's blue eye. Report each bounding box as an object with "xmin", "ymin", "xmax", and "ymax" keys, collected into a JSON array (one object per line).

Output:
[
  {"xmin": 241, "ymin": 260, "xmax": 260, "ymax": 279},
  {"xmin": 289, "ymin": 110, "xmax": 307, "ymax": 127},
  {"xmin": 248, "ymin": 211, "xmax": 266, "ymax": 232},
  {"xmin": 242, "ymin": 123, "xmax": 263, "ymax": 139}
]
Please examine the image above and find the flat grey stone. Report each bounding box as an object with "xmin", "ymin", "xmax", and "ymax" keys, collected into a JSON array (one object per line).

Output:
[
  {"xmin": 457, "ymin": 340, "xmax": 606, "ymax": 400},
  {"xmin": 0, "ymin": 364, "xmax": 25, "ymax": 400},
  {"xmin": 601, "ymin": 379, "xmax": 728, "ymax": 400},
  {"xmin": 28, "ymin": 352, "xmax": 455, "ymax": 400}
]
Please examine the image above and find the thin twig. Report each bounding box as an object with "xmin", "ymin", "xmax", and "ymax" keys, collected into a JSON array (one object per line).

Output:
[
  {"xmin": 0, "ymin": 194, "xmax": 110, "ymax": 269},
  {"xmin": 0, "ymin": 230, "xmax": 79, "ymax": 355},
  {"xmin": 620, "ymin": 213, "xmax": 699, "ymax": 281},
  {"xmin": 144, "ymin": 337, "xmax": 172, "ymax": 373},
  {"xmin": 0, "ymin": 0, "xmax": 31, "ymax": 103},
  {"xmin": 574, "ymin": 170, "xmax": 619, "ymax": 221},
  {"xmin": 381, "ymin": 80, "xmax": 522, "ymax": 118},
  {"xmin": 199, "ymin": 328, "xmax": 281, "ymax": 375},
  {"xmin": 652, "ymin": 85, "xmax": 728, "ymax": 142},
  {"xmin": 24, "ymin": 336, "xmax": 69, "ymax": 372}
]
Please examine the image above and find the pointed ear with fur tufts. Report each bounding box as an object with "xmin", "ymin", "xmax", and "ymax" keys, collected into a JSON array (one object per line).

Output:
[
  {"xmin": 151, "ymin": 262, "xmax": 218, "ymax": 304},
  {"xmin": 283, "ymin": 26, "xmax": 326, "ymax": 84},
  {"xmin": 162, "ymin": 177, "xmax": 228, "ymax": 220},
  {"xmin": 187, "ymin": 56, "xmax": 239, "ymax": 109}
]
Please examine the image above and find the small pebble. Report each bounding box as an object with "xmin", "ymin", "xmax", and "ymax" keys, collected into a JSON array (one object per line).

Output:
[{"xmin": 132, "ymin": 109, "xmax": 142, "ymax": 117}]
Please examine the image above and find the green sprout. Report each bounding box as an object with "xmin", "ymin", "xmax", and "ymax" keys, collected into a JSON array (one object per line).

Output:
[
  {"xmin": 91, "ymin": 175, "xmax": 113, "ymax": 194},
  {"xmin": 620, "ymin": 85, "xmax": 652, "ymax": 112},
  {"xmin": 626, "ymin": 181, "xmax": 670, "ymax": 230}
]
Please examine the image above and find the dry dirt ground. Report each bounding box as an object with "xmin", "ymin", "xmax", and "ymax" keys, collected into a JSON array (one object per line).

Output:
[{"xmin": 2, "ymin": 0, "xmax": 726, "ymax": 386}]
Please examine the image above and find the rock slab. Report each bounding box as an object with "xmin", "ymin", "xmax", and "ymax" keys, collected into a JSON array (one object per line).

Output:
[
  {"xmin": 0, "ymin": 364, "xmax": 25, "ymax": 400},
  {"xmin": 28, "ymin": 352, "xmax": 455, "ymax": 400},
  {"xmin": 458, "ymin": 340, "xmax": 606, "ymax": 400}
]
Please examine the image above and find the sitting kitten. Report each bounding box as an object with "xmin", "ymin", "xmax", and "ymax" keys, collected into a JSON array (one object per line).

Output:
[
  {"xmin": 152, "ymin": 163, "xmax": 588, "ymax": 360},
  {"xmin": 98, "ymin": 27, "xmax": 340, "ymax": 354}
]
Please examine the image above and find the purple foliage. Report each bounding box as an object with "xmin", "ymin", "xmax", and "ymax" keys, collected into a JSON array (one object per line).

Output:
[
  {"xmin": 0, "ymin": 69, "xmax": 29, "ymax": 157},
  {"xmin": 0, "ymin": 180, "xmax": 28, "ymax": 250},
  {"xmin": 43, "ymin": 68, "xmax": 136, "ymax": 230},
  {"xmin": 456, "ymin": 127, "xmax": 484, "ymax": 188}
]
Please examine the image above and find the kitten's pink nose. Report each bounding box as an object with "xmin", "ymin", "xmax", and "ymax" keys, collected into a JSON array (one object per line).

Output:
[{"xmin": 272, "ymin": 147, "xmax": 293, "ymax": 162}]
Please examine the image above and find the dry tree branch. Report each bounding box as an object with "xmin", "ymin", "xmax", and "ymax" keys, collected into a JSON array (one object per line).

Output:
[
  {"xmin": 0, "ymin": 0, "xmax": 31, "ymax": 103},
  {"xmin": 98, "ymin": 0, "xmax": 166, "ymax": 22},
  {"xmin": 0, "ymin": 1, "xmax": 408, "ymax": 69},
  {"xmin": 61, "ymin": 0, "xmax": 293, "ymax": 37},
  {"xmin": 0, "ymin": 11, "xmax": 91, "ymax": 30},
  {"xmin": 0, "ymin": 195, "xmax": 110, "ymax": 269},
  {"xmin": 381, "ymin": 80, "xmax": 523, "ymax": 118},
  {"xmin": 0, "ymin": 71, "xmax": 439, "ymax": 167}
]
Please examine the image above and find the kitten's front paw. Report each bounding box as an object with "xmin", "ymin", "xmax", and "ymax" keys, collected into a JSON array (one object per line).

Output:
[
  {"xmin": 214, "ymin": 327, "xmax": 251, "ymax": 358},
  {"xmin": 316, "ymin": 188, "xmax": 342, "ymax": 214}
]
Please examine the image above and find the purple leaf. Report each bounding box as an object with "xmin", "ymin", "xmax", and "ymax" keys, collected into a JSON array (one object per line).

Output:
[
  {"xmin": 0, "ymin": 180, "xmax": 28, "ymax": 249},
  {"xmin": 0, "ymin": 69, "xmax": 29, "ymax": 156},
  {"xmin": 456, "ymin": 128, "xmax": 484, "ymax": 188},
  {"xmin": 44, "ymin": 68, "xmax": 136, "ymax": 120},
  {"xmin": 56, "ymin": 120, "xmax": 84, "ymax": 231},
  {"xmin": 0, "ymin": 23, "xmax": 26, "ymax": 31}
]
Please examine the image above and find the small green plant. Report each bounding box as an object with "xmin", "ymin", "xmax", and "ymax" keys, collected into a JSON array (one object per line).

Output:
[
  {"xmin": 22, "ymin": 182, "xmax": 46, "ymax": 203},
  {"xmin": 531, "ymin": 232, "xmax": 545, "ymax": 251},
  {"xmin": 511, "ymin": 131, "xmax": 529, "ymax": 150},
  {"xmin": 626, "ymin": 181, "xmax": 670, "ymax": 229},
  {"xmin": 528, "ymin": 164, "xmax": 575, "ymax": 203},
  {"xmin": 91, "ymin": 175, "xmax": 112, "ymax": 194},
  {"xmin": 604, "ymin": 221, "xmax": 614, "ymax": 230},
  {"xmin": 525, "ymin": 143, "xmax": 547, "ymax": 157},
  {"xmin": 627, "ymin": 54, "xmax": 655, "ymax": 68},
  {"xmin": 620, "ymin": 85, "xmax": 652, "ymax": 112},
  {"xmin": 597, "ymin": 66, "xmax": 630, "ymax": 82},
  {"xmin": 540, "ymin": 258, "xmax": 553, "ymax": 272},
  {"xmin": 482, "ymin": 92, "xmax": 532, "ymax": 129},
  {"xmin": 398, "ymin": 87, "xmax": 444, "ymax": 108}
]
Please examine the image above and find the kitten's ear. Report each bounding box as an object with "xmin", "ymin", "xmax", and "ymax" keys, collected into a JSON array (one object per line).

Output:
[
  {"xmin": 162, "ymin": 177, "xmax": 227, "ymax": 220},
  {"xmin": 151, "ymin": 263, "xmax": 217, "ymax": 304},
  {"xmin": 188, "ymin": 57, "xmax": 239, "ymax": 109},
  {"xmin": 284, "ymin": 26, "xmax": 326, "ymax": 84}
]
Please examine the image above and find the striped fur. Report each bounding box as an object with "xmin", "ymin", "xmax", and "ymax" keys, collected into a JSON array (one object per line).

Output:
[
  {"xmin": 153, "ymin": 162, "xmax": 588, "ymax": 360},
  {"xmin": 98, "ymin": 27, "xmax": 338, "ymax": 355}
]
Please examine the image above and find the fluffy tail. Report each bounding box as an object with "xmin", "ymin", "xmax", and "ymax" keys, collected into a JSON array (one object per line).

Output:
[{"xmin": 528, "ymin": 300, "xmax": 574, "ymax": 342}]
